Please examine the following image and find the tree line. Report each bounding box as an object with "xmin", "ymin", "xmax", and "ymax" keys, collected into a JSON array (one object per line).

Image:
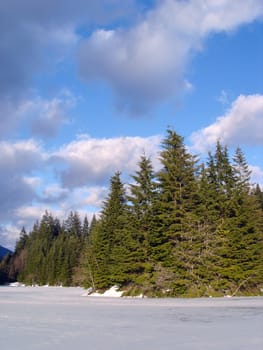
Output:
[{"xmin": 1, "ymin": 129, "xmax": 263, "ymax": 297}]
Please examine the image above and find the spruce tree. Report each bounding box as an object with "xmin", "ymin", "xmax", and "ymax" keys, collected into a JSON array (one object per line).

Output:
[
  {"xmin": 86, "ymin": 172, "xmax": 128, "ymax": 289},
  {"xmin": 128, "ymin": 155, "xmax": 157, "ymax": 282},
  {"xmin": 82, "ymin": 216, "xmax": 90, "ymax": 238},
  {"xmin": 153, "ymin": 129, "xmax": 199, "ymax": 295},
  {"xmin": 202, "ymin": 144, "xmax": 263, "ymax": 294},
  {"xmin": 63, "ymin": 211, "xmax": 82, "ymax": 237},
  {"xmin": 253, "ymin": 184, "xmax": 263, "ymax": 209},
  {"xmin": 228, "ymin": 148, "xmax": 263, "ymax": 293}
]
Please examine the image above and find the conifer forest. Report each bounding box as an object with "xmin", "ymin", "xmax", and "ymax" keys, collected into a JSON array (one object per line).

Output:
[{"xmin": 1, "ymin": 129, "xmax": 263, "ymax": 297}]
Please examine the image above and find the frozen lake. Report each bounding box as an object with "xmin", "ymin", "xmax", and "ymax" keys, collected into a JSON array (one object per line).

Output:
[{"xmin": 0, "ymin": 286, "xmax": 262, "ymax": 350}]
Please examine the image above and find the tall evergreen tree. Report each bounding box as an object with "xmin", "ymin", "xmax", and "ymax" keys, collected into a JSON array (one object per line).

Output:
[
  {"xmin": 86, "ymin": 171, "xmax": 128, "ymax": 289},
  {"xmin": 82, "ymin": 216, "xmax": 90, "ymax": 238},
  {"xmin": 63, "ymin": 211, "xmax": 82, "ymax": 237},
  {"xmin": 228, "ymin": 148, "xmax": 263, "ymax": 293},
  {"xmin": 128, "ymin": 155, "xmax": 157, "ymax": 274},
  {"xmin": 152, "ymin": 129, "xmax": 199, "ymax": 294},
  {"xmin": 253, "ymin": 184, "xmax": 263, "ymax": 210},
  {"xmin": 233, "ymin": 146, "xmax": 251, "ymax": 192}
]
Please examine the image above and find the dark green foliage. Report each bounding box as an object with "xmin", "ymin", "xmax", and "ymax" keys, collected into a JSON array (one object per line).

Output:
[
  {"xmin": 83, "ymin": 172, "xmax": 130, "ymax": 289},
  {"xmin": 8, "ymin": 130, "xmax": 263, "ymax": 296},
  {"xmin": 0, "ymin": 253, "xmax": 14, "ymax": 284},
  {"xmin": 127, "ymin": 155, "xmax": 157, "ymax": 280},
  {"xmin": 253, "ymin": 184, "xmax": 263, "ymax": 210},
  {"xmin": 63, "ymin": 211, "xmax": 82, "ymax": 237},
  {"xmin": 149, "ymin": 129, "xmax": 200, "ymax": 293},
  {"xmin": 195, "ymin": 143, "xmax": 263, "ymax": 295},
  {"xmin": 0, "ymin": 244, "xmax": 14, "ymax": 285},
  {"xmin": 12, "ymin": 211, "xmax": 84, "ymax": 286},
  {"xmin": 82, "ymin": 216, "xmax": 90, "ymax": 238}
]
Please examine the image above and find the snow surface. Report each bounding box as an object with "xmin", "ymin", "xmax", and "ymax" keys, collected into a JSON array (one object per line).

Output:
[
  {"xmin": 82, "ymin": 285, "xmax": 124, "ymax": 297},
  {"xmin": 0, "ymin": 286, "xmax": 263, "ymax": 350}
]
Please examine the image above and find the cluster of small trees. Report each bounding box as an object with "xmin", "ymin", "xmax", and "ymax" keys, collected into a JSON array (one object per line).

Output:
[
  {"xmin": 3, "ymin": 212, "xmax": 89, "ymax": 286},
  {"xmin": 2, "ymin": 129, "xmax": 263, "ymax": 296}
]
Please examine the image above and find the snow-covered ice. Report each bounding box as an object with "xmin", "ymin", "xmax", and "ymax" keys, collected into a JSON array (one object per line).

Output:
[{"xmin": 0, "ymin": 286, "xmax": 262, "ymax": 350}]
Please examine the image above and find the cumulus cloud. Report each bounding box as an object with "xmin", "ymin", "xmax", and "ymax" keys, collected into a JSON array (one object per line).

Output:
[
  {"xmin": 0, "ymin": 0, "xmax": 134, "ymax": 99},
  {"xmin": 190, "ymin": 94, "xmax": 263, "ymax": 152},
  {"xmin": 30, "ymin": 90, "xmax": 76, "ymax": 139},
  {"xmin": 42, "ymin": 184, "xmax": 69, "ymax": 203},
  {"xmin": 15, "ymin": 205, "xmax": 49, "ymax": 224},
  {"xmin": 74, "ymin": 186, "xmax": 108, "ymax": 209},
  {"xmin": 0, "ymin": 139, "xmax": 44, "ymax": 175},
  {"xmin": 52, "ymin": 134, "xmax": 161, "ymax": 188},
  {"xmin": 58, "ymin": 186, "xmax": 108, "ymax": 213},
  {"xmin": 0, "ymin": 1, "xmax": 135, "ymax": 139},
  {"xmin": 0, "ymin": 225, "xmax": 21, "ymax": 251},
  {"xmin": 0, "ymin": 140, "xmax": 44, "ymax": 221},
  {"xmin": 0, "ymin": 91, "xmax": 76, "ymax": 139},
  {"xmin": 78, "ymin": 0, "xmax": 263, "ymax": 114}
]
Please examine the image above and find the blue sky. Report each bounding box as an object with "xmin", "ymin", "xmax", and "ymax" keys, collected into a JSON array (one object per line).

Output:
[{"xmin": 0, "ymin": 0, "xmax": 263, "ymax": 249}]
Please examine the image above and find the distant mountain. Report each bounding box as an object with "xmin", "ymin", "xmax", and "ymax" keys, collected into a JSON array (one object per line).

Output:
[{"xmin": 0, "ymin": 245, "xmax": 12, "ymax": 259}]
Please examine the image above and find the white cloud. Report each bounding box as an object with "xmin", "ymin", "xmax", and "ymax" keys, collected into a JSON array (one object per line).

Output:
[
  {"xmin": 42, "ymin": 184, "xmax": 69, "ymax": 203},
  {"xmin": 78, "ymin": 0, "xmax": 263, "ymax": 114},
  {"xmin": 250, "ymin": 165, "xmax": 263, "ymax": 187},
  {"xmin": 15, "ymin": 205, "xmax": 48, "ymax": 223},
  {"xmin": 30, "ymin": 91, "xmax": 76, "ymax": 138},
  {"xmin": 190, "ymin": 94, "xmax": 263, "ymax": 152},
  {"xmin": 199, "ymin": 0, "xmax": 263, "ymax": 34},
  {"xmin": 54, "ymin": 186, "xmax": 107, "ymax": 215},
  {"xmin": 0, "ymin": 139, "xmax": 44, "ymax": 222},
  {"xmin": 0, "ymin": 139, "xmax": 44, "ymax": 173},
  {"xmin": 78, "ymin": 186, "xmax": 108, "ymax": 208},
  {"xmin": 52, "ymin": 134, "xmax": 161, "ymax": 188},
  {"xmin": 22, "ymin": 176, "xmax": 42, "ymax": 189},
  {"xmin": 0, "ymin": 91, "xmax": 76, "ymax": 139},
  {"xmin": 0, "ymin": 0, "xmax": 134, "ymax": 99},
  {"xmin": 0, "ymin": 225, "xmax": 21, "ymax": 251}
]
